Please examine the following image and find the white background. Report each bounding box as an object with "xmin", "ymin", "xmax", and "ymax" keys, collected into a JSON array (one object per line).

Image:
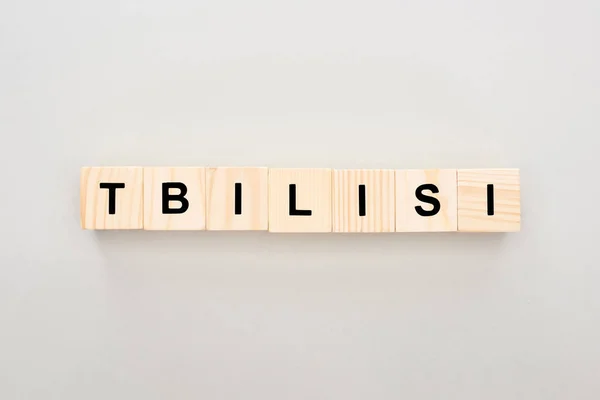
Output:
[{"xmin": 1, "ymin": 0, "xmax": 599, "ymax": 398}]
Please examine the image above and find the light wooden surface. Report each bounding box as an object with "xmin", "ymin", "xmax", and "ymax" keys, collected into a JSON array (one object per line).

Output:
[
  {"xmin": 333, "ymin": 169, "xmax": 395, "ymax": 232},
  {"xmin": 144, "ymin": 167, "xmax": 206, "ymax": 230},
  {"xmin": 268, "ymin": 168, "xmax": 332, "ymax": 232},
  {"xmin": 80, "ymin": 167, "xmax": 143, "ymax": 230},
  {"xmin": 396, "ymin": 169, "xmax": 457, "ymax": 232},
  {"xmin": 206, "ymin": 167, "xmax": 268, "ymax": 231},
  {"xmin": 457, "ymin": 169, "xmax": 520, "ymax": 232}
]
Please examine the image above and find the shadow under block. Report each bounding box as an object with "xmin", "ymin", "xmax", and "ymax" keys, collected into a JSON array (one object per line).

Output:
[
  {"xmin": 268, "ymin": 168, "xmax": 332, "ymax": 232},
  {"xmin": 457, "ymin": 169, "xmax": 520, "ymax": 232},
  {"xmin": 333, "ymin": 169, "xmax": 395, "ymax": 232},
  {"xmin": 395, "ymin": 169, "xmax": 457, "ymax": 232},
  {"xmin": 206, "ymin": 167, "xmax": 268, "ymax": 230},
  {"xmin": 143, "ymin": 167, "xmax": 206, "ymax": 230},
  {"xmin": 80, "ymin": 167, "xmax": 143, "ymax": 230}
]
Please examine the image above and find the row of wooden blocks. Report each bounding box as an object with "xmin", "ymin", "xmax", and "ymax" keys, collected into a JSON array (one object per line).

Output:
[{"xmin": 80, "ymin": 167, "xmax": 520, "ymax": 232}]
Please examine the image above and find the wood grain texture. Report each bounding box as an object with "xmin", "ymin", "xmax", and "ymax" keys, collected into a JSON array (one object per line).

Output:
[
  {"xmin": 396, "ymin": 169, "xmax": 457, "ymax": 232},
  {"xmin": 268, "ymin": 168, "xmax": 332, "ymax": 232},
  {"xmin": 333, "ymin": 169, "xmax": 395, "ymax": 232},
  {"xmin": 206, "ymin": 167, "xmax": 268, "ymax": 231},
  {"xmin": 80, "ymin": 167, "xmax": 143, "ymax": 230},
  {"xmin": 457, "ymin": 169, "xmax": 520, "ymax": 232},
  {"xmin": 143, "ymin": 167, "xmax": 206, "ymax": 230}
]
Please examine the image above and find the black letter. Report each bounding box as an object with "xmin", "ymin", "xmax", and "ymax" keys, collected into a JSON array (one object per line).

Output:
[
  {"xmin": 99, "ymin": 183, "xmax": 125, "ymax": 215},
  {"xmin": 235, "ymin": 183, "xmax": 242, "ymax": 215},
  {"xmin": 415, "ymin": 184, "xmax": 441, "ymax": 217},
  {"xmin": 487, "ymin": 184, "xmax": 494, "ymax": 216},
  {"xmin": 162, "ymin": 182, "xmax": 189, "ymax": 214},
  {"xmin": 289, "ymin": 184, "xmax": 312, "ymax": 216},
  {"xmin": 359, "ymin": 184, "xmax": 366, "ymax": 216}
]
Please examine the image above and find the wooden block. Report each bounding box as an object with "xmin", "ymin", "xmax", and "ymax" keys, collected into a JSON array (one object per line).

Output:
[
  {"xmin": 206, "ymin": 167, "xmax": 268, "ymax": 230},
  {"xmin": 457, "ymin": 169, "xmax": 520, "ymax": 232},
  {"xmin": 395, "ymin": 169, "xmax": 457, "ymax": 232},
  {"xmin": 143, "ymin": 167, "xmax": 206, "ymax": 230},
  {"xmin": 333, "ymin": 169, "xmax": 395, "ymax": 232},
  {"xmin": 80, "ymin": 167, "xmax": 143, "ymax": 230},
  {"xmin": 268, "ymin": 168, "xmax": 332, "ymax": 232}
]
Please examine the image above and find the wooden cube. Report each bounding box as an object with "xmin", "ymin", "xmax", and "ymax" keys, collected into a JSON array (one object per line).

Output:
[
  {"xmin": 206, "ymin": 167, "xmax": 268, "ymax": 230},
  {"xmin": 395, "ymin": 169, "xmax": 457, "ymax": 232},
  {"xmin": 457, "ymin": 169, "xmax": 520, "ymax": 232},
  {"xmin": 268, "ymin": 168, "xmax": 332, "ymax": 232},
  {"xmin": 80, "ymin": 167, "xmax": 143, "ymax": 230},
  {"xmin": 144, "ymin": 167, "xmax": 206, "ymax": 230},
  {"xmin": 333, "ymin": 169, "xmax": 395, "ymax": 232}
]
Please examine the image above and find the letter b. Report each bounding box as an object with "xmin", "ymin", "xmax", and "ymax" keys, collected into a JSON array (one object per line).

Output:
[{"xmin": 162, "ymin": 182, "xmax": 189, "ymax": 214}]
